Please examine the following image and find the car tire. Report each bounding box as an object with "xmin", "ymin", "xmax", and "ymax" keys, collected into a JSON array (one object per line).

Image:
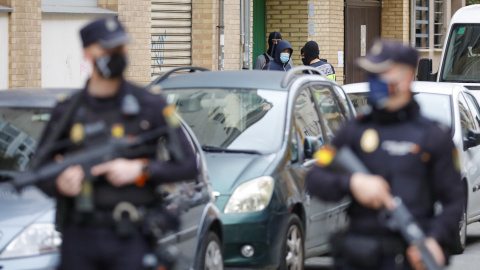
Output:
[
  {"xmin": 279, "ymin": 214, "xmax": 304, "ymax": 270},
  {"xmin": 452, "ymin": 202, "xmax": 467, "ymax": 254},
  {"xmin": 198, "ymin": 231, "xmax": 224, "ymax": 270}
]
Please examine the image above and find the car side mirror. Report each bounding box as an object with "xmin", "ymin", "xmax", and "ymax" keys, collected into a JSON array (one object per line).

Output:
[
  {"xmin": 464, "ymin": 129, "xmax": 480, "ymax": 150},
  {"xmin": 304, "ymin": 136, "xmax": 321, "ymax": 159},
  {"xmin": 417, "ymin": 58, "xmax": 438, "ymax": 81}
]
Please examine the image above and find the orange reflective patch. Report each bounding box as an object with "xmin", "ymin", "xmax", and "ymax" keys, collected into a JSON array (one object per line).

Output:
[{"xmin": 314, "ymin": 146, "xmax": 336, "ymax": 167}]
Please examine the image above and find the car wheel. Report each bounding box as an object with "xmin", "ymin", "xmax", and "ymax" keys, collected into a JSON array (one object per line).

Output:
[
  {"xmin": 279, "ymin": 214, "xmax": 304, "ymax": 270},
  {"xmin": 199, "ymin": 232, "xmax": 223, "ymax": 270},
  {"xmin": 452, "ymin": 202, "xmax": 467, "ymax": 254}
]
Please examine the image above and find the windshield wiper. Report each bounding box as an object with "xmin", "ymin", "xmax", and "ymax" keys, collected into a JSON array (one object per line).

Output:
[
  {"xmin": 201, "ymin": 145, "xmax": 261, "ymax": 155},
  {"xmin": 0, "ymin": 171, "xmax": 15, "ymax": 182}
]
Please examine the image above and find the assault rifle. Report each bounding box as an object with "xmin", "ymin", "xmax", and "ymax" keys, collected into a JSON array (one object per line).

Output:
[
  {"xmin": 12, "ymin": 105, "xmax": 184, "ymax": 212},
  {"xmin": 316, "ymin": 146, "xmax": 443, "ymax": 270}
]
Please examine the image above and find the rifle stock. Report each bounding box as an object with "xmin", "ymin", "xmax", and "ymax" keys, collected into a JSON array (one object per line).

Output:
[{"xmin": 317, "ymin": 145, "xmax": 443, "ymax": 270}]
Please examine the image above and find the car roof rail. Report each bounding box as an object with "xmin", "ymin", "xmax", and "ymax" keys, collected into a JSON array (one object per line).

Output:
[
  {"xmin": 281, "ymin": 66, "xmax": 326, "ymax": 88},
  {"xmin": 151, "ymin": 66, "xmax": 211, "ymax": 85}
]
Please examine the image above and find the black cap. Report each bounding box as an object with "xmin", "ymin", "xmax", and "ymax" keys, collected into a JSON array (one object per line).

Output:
[
  {"xmin": 356, "ymin": 39, "xmax": 419, "ymax": 74},
  {"xmin": 80, "ymin": 17, "xmax": 130, "ymax": 49}
]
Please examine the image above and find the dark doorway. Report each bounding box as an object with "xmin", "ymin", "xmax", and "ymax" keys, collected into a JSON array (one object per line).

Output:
[
  {"xmin": 344, "ymin": 0, "xmax": 381, "ymax": 84},
  {"xmin": 253, "ymin": 0, "xmax": 266, "ymax": 68}
]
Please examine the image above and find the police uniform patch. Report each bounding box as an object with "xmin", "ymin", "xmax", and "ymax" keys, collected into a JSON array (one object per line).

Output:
[
  {"xmin": 111, "ymin": 124, "xmax": 125, "ymax": 138},
  {"xmin": 314, "ymin": 146, "xmax": 336, "ymax": 167},
  {"xmin": 70, "ymin": 123, "xmax": 84, "ymax": 143},
  {"xmin": 140, "ymin": 120, "xmax": 151, "ymax": 130},
  {"xmin": 360, "ymin": 129, "xmax": 379, "ymax": 153}
]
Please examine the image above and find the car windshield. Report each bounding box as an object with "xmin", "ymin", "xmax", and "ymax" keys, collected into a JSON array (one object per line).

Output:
[
  {"xmin": 441, "ymin": 24, "xmax": 480, "ymax": 83},
  {"xmin": 163, "ymin": 88, "xmax": 287, "ymax": 153},
  {"xmin": 0, "ymin": 107, "xmax": 50, "ymax": 177},
  {"xmin": 347, "ymin": 92, "xmax": 452, "ymax": 129}
]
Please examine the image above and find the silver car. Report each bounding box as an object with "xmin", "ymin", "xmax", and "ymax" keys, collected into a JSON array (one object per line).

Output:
[
  {"xmin": 0, "ymin": 88, "xmax": 224, "ymax": 270},
  {"xmin": 343, "ymin": 81, "xmax": 480, "ymax": 254}
]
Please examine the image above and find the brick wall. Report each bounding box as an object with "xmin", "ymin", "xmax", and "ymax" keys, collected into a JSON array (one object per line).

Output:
[
  {"xmin": 309, "ymin": 0, "xmax": 344, "ymax": 84},
  {"xmin": 118, "ymin": 0, "xmax": 151, "ymax": 85},
  {"xmin": 381, "ymin": 0, "xmax": 410, "ymax": 42},
  {"xmin": 266, "ymin": 0, "xmax": 308, "ymax": 67},
  {"xmin": 191, "ymin": 0, "xmax": 218, "ymax": 70},
  {"xmin": 224, "ymin": 0, "xmax": 241, "ymax": 70},
  {"xmin": 8, "ymin": 0, "xmax": 42, "ymax": 88},
  {"xmin": 98, "ymin": 0, "xmax": 118, "ymax": 12}
]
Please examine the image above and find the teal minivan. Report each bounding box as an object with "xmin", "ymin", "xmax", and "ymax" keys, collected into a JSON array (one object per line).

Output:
[{"xmin": 155, "ymin": 67, "xmax": 353, "ymax": 269}]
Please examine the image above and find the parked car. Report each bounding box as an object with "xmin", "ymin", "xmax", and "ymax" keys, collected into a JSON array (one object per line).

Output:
[
  {"xmin": 343, "ymin": 81, "xmax": 480, "ymax": 254},
  {"xmin": 0, "ymin": 88, "xmax": 223, "ymax": 270},
  {"xmin": 152, "ymin": 66, "xmax": 355, "ymax": 269}
]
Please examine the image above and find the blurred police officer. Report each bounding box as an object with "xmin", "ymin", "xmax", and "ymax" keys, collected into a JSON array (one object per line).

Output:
[
  {"xmin": 35, "ymin": 17, "xmax": 197, "ymax": 270},
  {"xmin": 305, "ymin": 39, "xmax": 463, "ymax": 270}
]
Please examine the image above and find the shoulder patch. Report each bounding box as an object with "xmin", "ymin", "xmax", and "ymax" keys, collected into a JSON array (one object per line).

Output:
[{"xmin": 149, "ymin": 85, "xmax": 162, "ymax": 95}]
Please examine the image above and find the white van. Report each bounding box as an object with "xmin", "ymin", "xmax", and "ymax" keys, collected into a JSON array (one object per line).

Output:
[{"xmin": 418, "ymin": 5, "xmax": 480, "ymax": 99}]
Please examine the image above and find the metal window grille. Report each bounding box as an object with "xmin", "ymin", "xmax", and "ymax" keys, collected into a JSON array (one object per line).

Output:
[{"xmin": 414, "ymin": 0, "xmax": 445, "ymax": 49}]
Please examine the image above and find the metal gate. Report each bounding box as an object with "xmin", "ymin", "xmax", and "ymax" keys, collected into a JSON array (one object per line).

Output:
[
  {"xmin": 151, "ymin": 0, "xmax": 192, "ymax": 79},
  {"xmin": 344, "ymin": 0, "xmax": 381, "ymax": 84}
]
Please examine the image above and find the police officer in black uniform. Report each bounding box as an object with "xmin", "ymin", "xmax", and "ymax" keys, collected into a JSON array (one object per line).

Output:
[
  {"xmin": 305, "ymin": 39, "xmax": 463, "ymax": 270},
  {"xmin": 35, "ymin": 17, "xmax": 197, "ymax": 270}
]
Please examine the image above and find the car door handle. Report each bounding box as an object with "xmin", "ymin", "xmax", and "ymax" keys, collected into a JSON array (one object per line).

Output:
[{"xmin": 473, "ymin": 185, "xmax": 480, "ymax": 192}]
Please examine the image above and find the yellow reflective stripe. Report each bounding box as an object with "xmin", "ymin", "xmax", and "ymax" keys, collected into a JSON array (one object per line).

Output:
[{"xmin": 327, "ymin": 74, "xmax": 336, "ymax": 81}]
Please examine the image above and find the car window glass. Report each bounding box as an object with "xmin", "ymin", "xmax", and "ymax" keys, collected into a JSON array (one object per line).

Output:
[
  {"xmin": 458, "ymin": 94, "xmax": 476, "ymax": 136},
  {"xmin": 0, "ymin": 108, "xmax": 50, "ymax": 172},
  {"xmin": 333, "ymin": 86, "xmax": 353, "ymax": 119},
  {"xmin": 163, "ymin": 88, "xmax": 287, "ymax": 153},
  {"xmin": 464, "ymin": 92, "xmax": 480, "ymax": 130},
  {"xmin": 347, "ymin": 92, "xmax": 369, "ymax": 109},
  {"xmin": 310, "ymin": 84, "xmax": 345, "ymax": 139},
  {"xmin": 293, "ymin": 88, "xmax": 325, "ymax": 145}
]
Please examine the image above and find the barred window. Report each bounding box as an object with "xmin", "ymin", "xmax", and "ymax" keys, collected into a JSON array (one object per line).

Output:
[{"xmin": 414, "ymin": 0, "xmax": 445, "ymax": 49}]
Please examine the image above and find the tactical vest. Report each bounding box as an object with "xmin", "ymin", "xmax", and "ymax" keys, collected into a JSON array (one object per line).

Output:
[{"xmin": 348, "ymin": 116, "xmax": 435, "ymax": 232}]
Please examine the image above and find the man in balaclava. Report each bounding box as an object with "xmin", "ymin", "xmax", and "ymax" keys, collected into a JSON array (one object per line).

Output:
[
  {"xmin": 253, "ymin": 31, "xmax": 293, "ymax": 70},
  {"xmin": 301, "ymin": 41, "xmax": 336, "ymax": 80}
]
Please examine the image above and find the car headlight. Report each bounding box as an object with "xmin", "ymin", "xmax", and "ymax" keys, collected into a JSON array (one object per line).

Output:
[
  {"xmin": 224, "ymin": 176, "xmax": 274, "ymax": 213},
  {"xmin": 0, "ymin": 223, "xmax": 62, "ymax": 259}
]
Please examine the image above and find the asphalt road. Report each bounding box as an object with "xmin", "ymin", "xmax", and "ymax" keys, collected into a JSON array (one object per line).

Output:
[{"xmin": 306, "ymin": 222, "xmax": 480, "ymax": 269}]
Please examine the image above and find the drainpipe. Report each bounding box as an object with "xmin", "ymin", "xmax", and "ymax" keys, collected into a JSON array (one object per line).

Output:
[
  {"xmin": 411, "ymin": 0, "xmax": 415, "ymax": 48},
  {"xmin": 219, "ymin": 0, "xmax": 225, "ymax": 70},
  {"xmin": 242, "ymin": 0, "xmax": 251, "ymax": 69},
  {"xmin": 240, "ymin": 0, "xmax": 245, "ymax": 69}
]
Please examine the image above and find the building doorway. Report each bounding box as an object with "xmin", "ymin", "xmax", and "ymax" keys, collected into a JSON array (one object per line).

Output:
[{"xmin": 344, "ymin": 0, "xmax": 381, "ymax": 83}]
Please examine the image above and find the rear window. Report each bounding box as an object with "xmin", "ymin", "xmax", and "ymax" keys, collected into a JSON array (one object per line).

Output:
[{"xmin": 0, "ymin": 108, "xmax": 50, "ymax": 172}]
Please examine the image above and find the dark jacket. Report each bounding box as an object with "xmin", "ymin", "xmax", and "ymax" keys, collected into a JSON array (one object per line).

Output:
[
  {"xmin": 263, "ymin": 40, "xmax": 293, "ymax": 71},
  {"xmin": 35, "ymin": 80, "xmax": 198, "ymax": 210},
  {"xmin": 306, "ymin": 100, "xmax": 463, "ymax": 248}
]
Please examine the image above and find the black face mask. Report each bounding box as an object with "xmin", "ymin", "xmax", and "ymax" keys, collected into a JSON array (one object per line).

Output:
[
  {"xmin": 302, "ymin": 57, "xmax": 310, "ymax": 66},
  {"xmin": 95, "ymin": 53, "xmax": 127, "ymax": 78}
]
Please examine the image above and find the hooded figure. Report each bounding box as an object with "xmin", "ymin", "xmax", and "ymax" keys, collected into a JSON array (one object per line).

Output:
[
  {"xmin": 263, "ymin": 40, "xmax": 293, "ymax": 71},
  {"xmin": 301, "ymin": 41, "xmax": 336, "ymax": 80},
  {"xmin": 253, "ymin": 32, "xmax": 293, "ymax": 70}
]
